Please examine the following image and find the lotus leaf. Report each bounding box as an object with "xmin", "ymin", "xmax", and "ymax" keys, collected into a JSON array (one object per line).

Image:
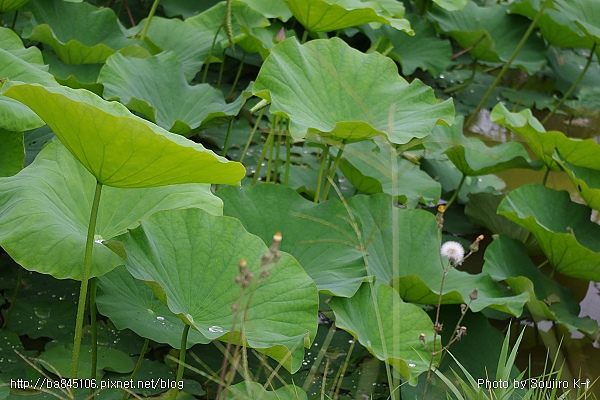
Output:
[
  {"xmin": 0, "ymin": 130, "xmax": 23, "ymax": 177},
  {"xmin": 498, "ymin": 184, "xmax": 600, "ymax": 281},
  {"xmin": 115, "ymin": 208, "xmax": 318, "ymax": 373},
  {"xmin": 329, "ymin": 282, "xmax": 437, "ymax": 383},
  {"xmin": 339, "ymin": 140, "xmax": 441, "ymax": 207},
  {"xmin": 227, "ymin": 382, "xmax": 307, "ymax": 399},
  {"xmin": 133, "ymin": 2, "xmax": 268, "ymax": 81},
  {"xmin": 2, "ymin": 82, "xmax": 246, "ymax": 187},
  {"xmin": 491, "ymin": 103, "xmax": 600, "ymax": 172},
  {"xmin": 284, "ymin": 0, "xmax": 412, "ymax": 33},
  {"xmin": 483, "ymin": 235, "xmax": 598, "ymax": 334},
  {"xmin": 0, "ymin": 141, "xmax": 223, "ymax": 280},
  {"xmin": 510, "ymin": 0, "xmax": 593, "ymax": 48},
  {"xmin": 43, "ymin": 50, "xmax": 103, "ymax": 94},
  {"xmin": 99, "ymin": 52, "xmax": 245, "ymax": 135},
  {"xmin": 426, "ymin": 117, "xmax": 536, "ymax": 176},
  {"xmin": 38, "ymin": 345, "xmax": 134, "ymax": 380},
  {"xmin": 22, "ymin": 0, "xmax": 148, "ymax": 64},
  {"xmin": 97, "ymin": 266, "xmax": 210, "ymax": 348},
  {"xmin": 0, "ymin": 0, "xmax": 28, "ymax": 12},
  {"xmin": 428, "ymin": 2, "xmax": 546, "ymax": 74},
  {"xmin": 363, "ymin": 16, "xmax": 452, "ymax": 77},
  {"xmin": 553, "ymin": 0, "xmax": 600, "ymax": 48},
  {"xmin": 253, "ymin": 38, "xmax": 454, "ymax": 144}
]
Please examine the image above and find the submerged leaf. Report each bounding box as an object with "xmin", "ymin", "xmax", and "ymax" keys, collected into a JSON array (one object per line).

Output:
[
  {"xmin": 116, "ymin": 208, "xmax": 319, "ymax": 373},
  {"xmin": 253, "ymin": 38, "xmax": 454, "ymax": 144},
  {"xmin": 498, "ymin": 184, "xmax": 600, "ymax": 281},
  {"xmin": 2, "ymin": 82, "xmax": 246, "ymax": 187},
  {"xmin": 0, "ymin": 141, "xmax": 223, "ymax": 280}
]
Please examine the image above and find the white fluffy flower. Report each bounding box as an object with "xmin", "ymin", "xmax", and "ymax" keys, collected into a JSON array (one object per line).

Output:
[{"xmin": 440, "ymin": 241, "xmax": 465, "ymax": 265}]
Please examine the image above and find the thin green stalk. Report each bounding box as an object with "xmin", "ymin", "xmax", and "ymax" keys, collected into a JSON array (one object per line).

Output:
[
  {"xmin": 202, "ymin": 25, "xmax": 223, "ymax": 84},
  {"xmin": 467, "ymin": 0, "xmax": 550, "ymax": 126},
  {"xmin": 542, "ymin": 167, "xmax": 550, "ymax": 186},
  {"xmin": 321, "ymin": 143, "xmax": 345, "ymax": 201},
  {"xmin": 228, "ymin": 53, "xmax": 246, "ymax": 98},
  {"xmin": 301, "ymin": 324, "xmax": 336, "ymax": 392},
  {"xmin": 140, "ymin": 0, "xmax": 160, "ymax": 41},
  {"xmin": 121, "ymin": 338, "xmax": 149, "ymax": 400},
  {"xmin": 273, "ymin": 129, "xmax": 282, "ymax": 183},
  {"xmin": 223, "ymin": 0, "xmax": 235, "ymax": 56},
  {"xmin": 542, "ymin": 43, "xmax": 598, "ymax": 124},
  {"xmin": 251, "ymin": 118, "xmax": 276, "ymax": 185},
  {"xmin": 445, "ymin": 174, "xmax": 466, "ymax": 210},
  {"xmin": 265, "ymin": 117, "xmax": 279, "ymax": 183},
  {"xmin": 89, "ymin": 278, "xmax": 98, "ymax": 381},
  {"xmin": 11, "ymin": 11, "xmax": 18, "ymax": 31},
  {"xmin": 284, "ymin": 133, "xmax": 291, "ymax": 186},
  {"xmin": 2, "ymin": 266, "xmax": 22, "ymax": 328},
  {"xmin": 221, "ymin": 117, "xmax": 235, "ymax": 157},
  {"xmin": 71, "ymin": 181, "xmax": 103, "ymax": 379},
  {"xmin": 240, "ymin": 108, "xmax": 265, "ymax": 164},
  {"xmin": 174, "ymin": 325, "xmax": 190, "ymax": 399},
  {"xmin": 216, "ymin": 50, "xmax": 226, "ymax": 88},
  {"xmin": 313, "ymin": 146, "xmax": 330, "ymax": 203},
  {"xmin": 301, "ymin": 30, "xmax": 309, "ymax": 44}
]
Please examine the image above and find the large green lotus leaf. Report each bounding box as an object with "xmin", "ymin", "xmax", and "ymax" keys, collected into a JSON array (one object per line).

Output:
[
  {"xmin": 160, "ymin": 0, "xmax": 219, "ymax": 18},
  {"xmin": 38, "ymin": 345, "xmax": 134, "ymax": 380},
  {"xmin": 99, "ymin": 52, "xmax": 243, "ymax": 135},
  {"xmin": 0, "ymin": 27, "xmax": 54, "ymax": 131},
  {"xmin": 426, "ymin": 117, "xmax": 535, "ymax": 176},
  {"xmin": 510, "ymin": 0, "xmax": 593, "ymax": 49},
  {"xmin": 239, "ymin": 0, "xmax": 292, "ymax": 21},
  {"xmin": 483, "ymin": 235, "xmax": 598, "ymax": 334},
  {"xmin": 0, "ymin": 130, "xmax": 24, "ymax": 177},
  {"xmin": 329, "ymin": 282, "xmax": 437, "ymax": 383},
  {"xmin": 284, "ymin": 0, "xmax": 412, "ymax": 32},
  {"xmin": 428, "ymin": 2, "xmax": 546, "ymax": 74},
  {"xmin": 498, "ymin": 184, "xmax": 600, "ymax": 280},
  {"xmin": 553, "ymin": 155, "xmax": 600, "ymax": 210},
  {"xmin": 227, "ymin": 382, "xmax": 306, "ymax": 400},
  {"xmin": 0, "ymin": 0, "xmax": 28, "ymax": 12},
  {"xmin": 253, "ymin": 38, "xmax": 454, "ymax": 144},
  {"xmin": 363, "ymin": 16, "xmax": 452, "ymax": 77},
  {"xmin": 217, "ymin": 184, "xmax": 366, "ymax": 298},
  {"xmin": 134, "ymin": 2, "xmax": 268, "ymax": 81},
  {"xmin": 97, "ymin": 266, "xmax": 210, "ymax": 349},
  {"xmin": 116, "ymin": 208, "xmax": 318, "ymax": 373},
  {"xmin": 219, "ymin": 185, "xmax": 527, "ymax": 314},
  {"xmin": 43, "ymin": 50, "xmax": 103, "ymax": 95},
  {"xmin": 22, "ymin": 0, "xmax": 148, "ymax": 64},
  {"xmin": 491, "ymin": 103, "xmax": 600, "ymax": 172},
  {"xmin": 465, "ymin": 192, "xmax": 539, "ymax": 252},
  {"xmin": 339, "ymin": 140, "xmax": 441, "ymax": 207},
  {"xmin": 433, "ymin": 0, "xmax": 467, "ymax": 11},
  {"xmin": 553, "ymin": 0, "xmax": 600, "ymax": 46},
  {"xmin": 0, "ymin": 141, "xmax": 223, "ymax": 280},
  {"xmin": 2, "ymin": 82, "xmax": 246, "ymax": 187}
]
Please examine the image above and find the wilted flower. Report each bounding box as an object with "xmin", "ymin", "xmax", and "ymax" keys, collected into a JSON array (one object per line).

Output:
[{"xmin": 440, "ymin": 241, "xmax": 465, "ymax": 265}]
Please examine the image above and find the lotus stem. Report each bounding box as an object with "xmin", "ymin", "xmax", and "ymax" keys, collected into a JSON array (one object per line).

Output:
[
  {"xmin": 322, "ymin": 142, "xmax": 346, "ymax": 201},
  {"xmin": 542, "ymin": 43, "xmax": 597, "ymax": 124},
  {"xmin": 222, "ymin": 118, "xmax": 235, "ymax": 157},
  {"xmin": 174, "ymin": 324, "xmax": 190, "ymax": 399},
  {"xmin": 445, "ymin": 174, "xmax": 466, "ymax": 210},
  {"xmin": 121, "ymin": 338, "xmax": 149, "ymax": 400},
  {"xmin": 284, "ymin": 129, "xmax": 291, "ymax": 186},
  {"xmin": 240, "ymin": 108, "xmax": 265, "ymax": 164},
  {"xmin": 71, "ymin": 181, "xmax": 103, "ymax": 379},
  {"xmin": 314, "ymin": 145, "xmax": 330, "ymax": 203},
  {"xmin": 467, "ymin": 0, "xmax": 550, "ymax": 126},
  {"xmin": 252, "ymin": 118, "xmax": 276, "ymax": 185},
  {"xmin": 89, "ymin": 277, "xmax": 98, "ymax": 381},
  {"xmin": 2, "ymin": 266, "xmax": 22, "ymax": 328},
  {"xmin": 140, "ymin": 0, "xmax": 160, "ymax": 41},
  {"xmin": 202, "ymin": 25, "xmax": 223, "ymax": 84}
]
